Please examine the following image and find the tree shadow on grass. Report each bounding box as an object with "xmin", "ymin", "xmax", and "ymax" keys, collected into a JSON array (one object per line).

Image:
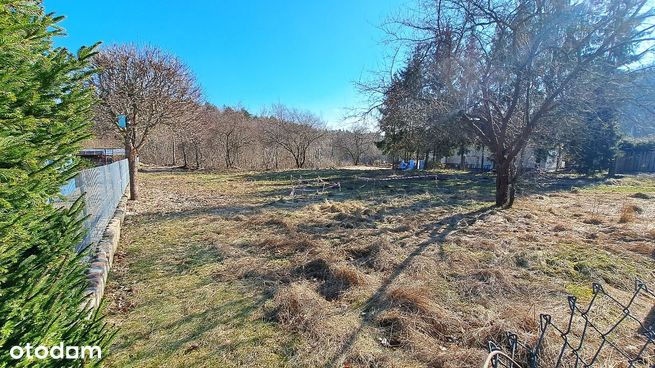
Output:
[
  {"xmin": 324, "ymin": 205, "xmax": 497, "ymax": 367},
  {"xmin": 640, "ymin": 304, "xmax": 655, "ymax": 336},
  {"xmin": 248, "ymin": 169, "xmax": 606, "ymax": 212},
  {"xmin": 110, "ymin": 289, "xmax": 276, "ymax": 365}
]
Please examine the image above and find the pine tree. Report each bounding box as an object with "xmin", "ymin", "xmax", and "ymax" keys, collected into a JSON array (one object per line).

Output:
[{"xmin": 0, "ymin": 1, "xmax": 113, "ymax": 366}]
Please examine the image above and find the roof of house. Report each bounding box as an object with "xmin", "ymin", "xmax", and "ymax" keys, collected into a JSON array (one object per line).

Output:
[{"xmin": 80, "ymin": 148, "xmax": 125, "ymax": 156}]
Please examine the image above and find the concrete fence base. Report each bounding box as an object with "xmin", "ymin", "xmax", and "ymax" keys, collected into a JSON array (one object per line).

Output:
[{"xmin": 83, "ymin": 194, "xmax": 128, "ymax": 310}]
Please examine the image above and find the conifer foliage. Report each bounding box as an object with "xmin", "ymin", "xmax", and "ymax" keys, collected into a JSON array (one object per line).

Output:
[{"xmin": 0, "ymin": 1, "xmax": 112, "ymax": 366}]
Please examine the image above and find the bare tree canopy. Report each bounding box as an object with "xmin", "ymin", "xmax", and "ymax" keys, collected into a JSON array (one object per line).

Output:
[
  {"xmin": 334, "ymin": 124, "xmax": 376, "ymax": 165},
  {"xmin": 203, "ymin": 104, "xmax": 253, "ymax": 169},
  {"xmin": 382, "ymin": 0, "xmax": 655, "ymax": 207},
  {"xmin": 91, "ymin": 44, "xmax": 202, "ymax": 199},
  {"xmin": 263, "ymin": 104, "xmax": 327, "ymax": 168}
]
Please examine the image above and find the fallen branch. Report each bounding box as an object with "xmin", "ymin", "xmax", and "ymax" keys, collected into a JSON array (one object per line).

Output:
[{"xmin": 358, "ymin": 174, "xmax": 439, "ymax": 182}]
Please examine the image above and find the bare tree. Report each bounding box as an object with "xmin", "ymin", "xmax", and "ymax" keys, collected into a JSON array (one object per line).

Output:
[
  {"xmin": 91, "ymin": 45, "xmax": 202, "ymax": 199},
  {"xmin": 263, "ymin": 104, "xmax": 326, "ymax": 168},
  {"xmin": 335, "ymin": 124, "xmax": 373, "ymax": 165},
  {"xmin": 385, "ymin": 0, "xmax": 655, "ymax": 207},
  {"xmin": 202, "ymin": 105, "xmax": 253, "ymax": 169}
]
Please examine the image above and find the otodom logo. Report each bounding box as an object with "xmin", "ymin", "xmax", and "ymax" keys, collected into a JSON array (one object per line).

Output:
[{"xmin": 9, "ymin": 343, "xmax": 102, "ymax": 361}]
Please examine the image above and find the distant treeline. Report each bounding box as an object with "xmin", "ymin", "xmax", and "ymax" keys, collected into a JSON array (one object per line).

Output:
[{"xmin": 94, "ymin": 103, "xmax": 385, "ymax": 171}]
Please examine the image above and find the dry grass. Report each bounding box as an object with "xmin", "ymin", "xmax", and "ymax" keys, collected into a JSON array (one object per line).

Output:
[
  {"xmin": 619, "ymin": 203, "xmax": 643, "ymax": 223},
  {"xmin": 104, "ymin": 170, "xmax": 655, "ymax": 367},
  {"xmin": 648, "ymin": 228, "xmax": 655, "ymax": 240},
  {"xmin": 271, "ymin": 282, "xmax": 330, "ymax": 337},
  {"xmin": 631, "ymin": 192, "xmax": 652, "ymax": 199},
  {"xmin": 257, "ymin": 235, "xmax": 316, "ymax": 254}
]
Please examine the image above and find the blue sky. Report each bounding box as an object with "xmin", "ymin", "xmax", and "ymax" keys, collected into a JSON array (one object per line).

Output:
[{"xmin": 45, "ymin": 0, "xmax": 406, "ymax": 127}]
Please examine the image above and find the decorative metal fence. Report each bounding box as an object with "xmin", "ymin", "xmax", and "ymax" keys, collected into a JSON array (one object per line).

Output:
[
  {"xmin": 486, "ymin": 281, "xmax": 655, "ymax": 368},
  {"xmin": 60, "ymin": 159, "xmax": 129, "ymax": 252}
]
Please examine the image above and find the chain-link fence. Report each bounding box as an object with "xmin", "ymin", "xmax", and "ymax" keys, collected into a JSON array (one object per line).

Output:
[
  {"xmin": 59, "ymin": 159, "xmax": 129, "ymax": 252},
  {"xmin": 486, "ymin": 280, "xmax": 655, "ymax": 368}
]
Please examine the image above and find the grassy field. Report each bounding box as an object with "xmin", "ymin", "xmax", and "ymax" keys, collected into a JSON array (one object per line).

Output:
[{"xmin": 104, "ymin": 169, "xmax": 655, "ymax": 367}]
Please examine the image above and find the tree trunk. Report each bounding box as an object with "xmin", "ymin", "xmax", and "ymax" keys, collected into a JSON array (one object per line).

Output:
[
  {"xmin": 225, "ymin": 135, "xmax": 232, "ymax": 169},
  {"xmin": 125, "ymin": 140, "xmax": 138, "ymax": 200},
  {"xmin": 608, "ymin": 157, "xmax": 616, "ymax": 178},
  {"xmin": 480, "ymin": 146, "xmax": 485, "ymax": 171},
  {"xmin": 494, "ymin": 153, "xmax": 519, "ymax": 208},
  {"xmin": 555, "ymin": 145, "xmax": 562, "ymax": 172},
  {"xmin": 459, "ymin": 144, "xmax": 466, "ymax": 169},
  {"xmin": 172, "ymin": 136, "xmax": 176, "ymax": 166},
  {"xmin": 195, "ymin": 145, "xmax": 200, "ymax": 169},
  {"xmin": 495, "ymin": 161, "xmax": 511, "ymax": 207},
  {"xmin": 182, "ymin": 145, "xmax": 188, "ymax": 168}
]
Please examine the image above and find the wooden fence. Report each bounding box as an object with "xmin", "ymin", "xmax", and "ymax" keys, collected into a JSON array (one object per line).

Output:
[{"xmin": 615, "ymin": 150, "xmax": 655, "ymax": 173}]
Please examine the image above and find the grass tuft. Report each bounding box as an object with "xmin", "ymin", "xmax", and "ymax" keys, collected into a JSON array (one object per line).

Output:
[
  {"xmin": 618, "ymin": 204, "xmax": 642, "ymax": 223},
  {"xmin": 271, "ymin": 282, "xmax": 329, "ymax": 338}
]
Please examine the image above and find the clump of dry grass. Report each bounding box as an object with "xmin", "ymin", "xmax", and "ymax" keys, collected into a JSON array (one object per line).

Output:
[
  {"xmin": 618, "ymin": 203, "xmax": 642, "ymax": 223},
  {"xmin": 271, "ymin": 283, "xmax": 330, "ymax": 337},
  {"xmin": 626, "ymin": 242, "xmax": 654, "ymax": 257},
  {"xmin": 318, "ymin": 268, "xmax": 362, "ymax": 300},
  {"xmin": 296, "ymin": 259, "xmax": 367, "ymax": 300},
  {"xmin": 583, "ymin": 216, "xmax": 603, "ymax": 225},
  {"xmin": 331, "ymin": 264, "xmax": 367, "ymax": 287},
  {"xmin": 315, "ymin": 200, "xmax": 369, "ymax": 215},
  {"xmin": 518, "ymin": 233, "xmax": 538, "ymax": 242},
  {"xmin": 257, "ymin": 234, "xmax": 316, "ymax": 254},
  {"xmin": 389, "ymin": 224, "xmax": 413, "ymax": 233},
  {"xmin": 311, "ymin": 200, "xmax": 379, "ymax": 229},
  {"xmin": 647, "ymin": 229, "xmax": 655, "ymax": 241},
  {"xmin": 348, "ymin": 240, "xmax": 401, "ymax": 272},
  {"xmin": 462, "ymin": 306, "xmax": 542, "ymax": 364},
  {"xmin": 375, "ymin": 285, "xmax": 464, "ymax": 353},
  {"xmin": 631, "ymin": 192, "xmax": 651, "ymax": 200},
  {"xmin": 552, "ymin": 223, "xmax": 567, "ymax": 232},
  {"xmin": 428, "ymin": 348, "xmax": 488, "ymax": 368},
  {"xmin": 461, "ymin": 268, "xmax": 520, "ymax": 298},
  {"xmin": 386, "ymin": 286, "xmax": 434, "ymax": 315},
  {"xmin": 344, "ymin": 350, "xmax": 396, "ymax": 368},
  {"xmin": 263, "ymin": 217, "xmax": 296, "ymax": 232},
  {"xmin": 296, "ymin": 258, "xmax": 332, "ymax": 280}
]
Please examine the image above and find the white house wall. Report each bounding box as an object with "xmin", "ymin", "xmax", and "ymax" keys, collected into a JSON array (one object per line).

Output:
[{"xmin": 441, "ymin": 146, "xmax": 562, "ymax": 171}]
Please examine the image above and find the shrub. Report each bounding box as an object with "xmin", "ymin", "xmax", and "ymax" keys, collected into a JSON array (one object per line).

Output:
[{"xmin": 0, "ymin": 3, "xmax": 112, "ymax": 366}]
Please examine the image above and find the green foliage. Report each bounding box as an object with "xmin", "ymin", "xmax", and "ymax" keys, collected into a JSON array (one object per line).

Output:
[
  {"xmin": 619, "ymin": 136, "xmax": 655, "ymax": 153},
  {"xmin": 565, "ymin": 114, "xmax": 621, "ymax": 174},
  {"xmin": 377, "ymin": 49, "xmax": 470, "ymax": 163},
  {"xmin": 0, "ymin": 1, "xmax": 112, "ymax": 366}
]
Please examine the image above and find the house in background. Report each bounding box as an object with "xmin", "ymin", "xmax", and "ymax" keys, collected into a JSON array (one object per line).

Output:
[
  {"xmin": 79, "ymin": 148, "xmax": 125, "ymax": 166},
  {"xmin": 79, "ymin": 137, "xmax": 126, "ymax": 166},
  {"xmin": 441, "ymin": 145, "xmax": 563, "ymax": 171}
]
